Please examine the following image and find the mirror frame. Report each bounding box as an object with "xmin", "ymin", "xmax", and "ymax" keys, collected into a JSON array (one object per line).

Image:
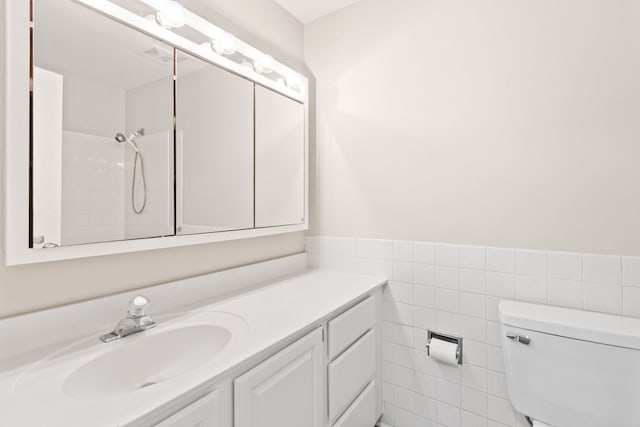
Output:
[{"xmin": 4, "ymin": 0, "xmax": 309, "ymax": 265}]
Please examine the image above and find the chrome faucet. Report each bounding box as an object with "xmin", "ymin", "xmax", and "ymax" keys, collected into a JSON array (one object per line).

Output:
[{"xmin": 100, "ymin": 295, "xmax": 157, "ymax": 343}]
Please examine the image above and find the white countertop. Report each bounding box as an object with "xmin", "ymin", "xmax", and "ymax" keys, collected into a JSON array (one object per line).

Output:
[{"xmin": 0, "ymin": 268, "xmax": 385, "ymax": 427}]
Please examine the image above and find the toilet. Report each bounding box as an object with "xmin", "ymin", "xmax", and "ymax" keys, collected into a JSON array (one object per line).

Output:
[{"xmin": 499, "ymin": 300, "xmax": 640, "ymax": 427}]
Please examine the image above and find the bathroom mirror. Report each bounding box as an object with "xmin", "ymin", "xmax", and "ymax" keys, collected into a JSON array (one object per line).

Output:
[
  {"xmin": 32, "ymin": 0, "xmax": 175, "ymax": 247},
  {"xmin": 255, "ymin": 86, "xmax": 305, "ymax": 228},
  {"xmin": 175, "ymin": 51, "xmax": 254, "ymax": 235},
  {"xmin": 6, "ymin": 0, "xmax": 308, "ymax": 264}
]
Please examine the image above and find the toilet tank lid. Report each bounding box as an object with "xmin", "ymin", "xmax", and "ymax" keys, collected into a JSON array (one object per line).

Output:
[{"xmin": 499, "ymin": 301, "xmax": 640, "ymax": 350}]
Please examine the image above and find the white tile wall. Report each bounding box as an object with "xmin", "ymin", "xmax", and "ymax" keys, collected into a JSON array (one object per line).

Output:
[
  {"xmin": 306, "ymin": 236, "xmax": 640, "ymax": 427},
  {"xmin": 62, "ymin": 130, "xmax": 173, "ymax": 246},
  {"xmin": 124, "ymin": 131, "xmax": 174, "ymax": 240},
  {"xmin": 61, "ymin": 131, "xmax": 125, "ymax": 245}
]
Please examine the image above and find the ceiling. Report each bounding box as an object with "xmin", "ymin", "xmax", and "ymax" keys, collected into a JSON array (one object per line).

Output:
[{"xmin": 273, "ymin": 0, "xmax": 362, "ymax": 24}]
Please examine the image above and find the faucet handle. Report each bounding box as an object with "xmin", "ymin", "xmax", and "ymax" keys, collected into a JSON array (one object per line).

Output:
[{"xmin": 129, "ymin": 295, "xmax": 150, "ymax": 317}]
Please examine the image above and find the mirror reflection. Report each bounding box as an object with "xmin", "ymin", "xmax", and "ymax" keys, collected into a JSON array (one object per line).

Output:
[
  {"xmin": 32, "ymin": 0, "xmax": 175, "ymax": 247},
  {"xmin": 176, "ymin": 52, "xmax": 254, "ymax": 235},
  {"xmin": 29, "ymin": 0, "xmax": 307, "ymax": 253},
  {"xmin": 255, "ymin": 86, "xmax": 305, "ymax": 228}
]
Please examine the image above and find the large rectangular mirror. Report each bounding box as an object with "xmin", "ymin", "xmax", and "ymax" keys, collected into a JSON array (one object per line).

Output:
[
  {"xmin": 7, "ymin": 0, "xmax": 308, "ymax": 264},
  {"xmin": 32, "ymin": 0, "xmax": 174, "ymax": 247}
]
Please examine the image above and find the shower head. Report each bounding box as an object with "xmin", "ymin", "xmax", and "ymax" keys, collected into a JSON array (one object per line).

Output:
[
  {"xmin": 114, "ymin": 131, "xmax": 141, "ymax": 153},
  {"xmin": 115, "ymin": 128, "xmax": 144, "ymax": 143}
]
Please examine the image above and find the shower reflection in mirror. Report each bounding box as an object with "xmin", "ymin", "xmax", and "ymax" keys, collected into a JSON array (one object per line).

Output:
[
  {"xmin": 30, "ymin": 0, "xmax": 175, "ymax": 248},
  {"xmin": 28, "ymin": 0, "xmax": 306, "ymax": 252},
  {"xmin": 114, "ymin": 129, "xmax": 148, "ymax": 215}
]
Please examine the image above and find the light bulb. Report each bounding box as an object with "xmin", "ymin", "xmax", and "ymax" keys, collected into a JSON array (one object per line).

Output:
[
  {"xmin": 156, "ymin": 1, "xmax": 186, "ymax": 29},
  {"xmin": 212, "ymin": 32, "xmax": 237, "ymax": 55},
  {"xmin": 286, "ymin": 73, "xmax": 303, "ymax": 91},
  {"xmin": 253, "ymin": 54, "xmax": 274, "ymax": 74}
]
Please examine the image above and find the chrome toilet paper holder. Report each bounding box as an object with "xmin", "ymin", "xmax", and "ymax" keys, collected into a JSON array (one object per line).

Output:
[{"xmin": 426, "ymin": 330, "xmax": 463, "ymax": 365}]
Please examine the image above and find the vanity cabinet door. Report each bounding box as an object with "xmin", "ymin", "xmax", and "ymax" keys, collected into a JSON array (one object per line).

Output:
[
  {"xmin": 154, "ymin": 391, "xmax": 220, "ymax": 427},
  {"xmin": 254, "ymin": 85, "xmax": 305, "ymax": 228},
  {"xmin": 234, "ymin": 327, "xmax": 323, "ymax": 427}
]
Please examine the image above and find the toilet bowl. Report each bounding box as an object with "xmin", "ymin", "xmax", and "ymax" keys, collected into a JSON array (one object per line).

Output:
[{"xmin": 499, "ymin": 301, "xmax": 640, "ymax": 427}]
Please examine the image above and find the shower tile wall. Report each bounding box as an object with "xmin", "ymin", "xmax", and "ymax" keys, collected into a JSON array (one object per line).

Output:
[
  {"xmin": 61, "ymin": 131, "xmax": 125, "ymax": 245},
  {"xmin": 123, "ymin": 76, "xmax": 174, "ymax": 240},
  {"xmin": 123, "ymin": 132, "xmax": 174, "ymax": 240},
  {"xmin": 60, "ymin": 130, "xmax": 171, "ymax": 245},
  {"xmin": 305, "ymin": 236, "xmax": 640, "ymax": 427}
]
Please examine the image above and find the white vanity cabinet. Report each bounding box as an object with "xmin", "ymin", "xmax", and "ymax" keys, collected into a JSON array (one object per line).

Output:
[
  {"xmin": 154, "ymin": 392, "xmax": 221, "ymax": 427},
  {"xmin": 230, "ymin": 294, "xmax": 381, "ymax": 427},
  {"xmin": 132, "ymin": 289, "xmax": 381, "ymax": 427},
  {"xmin": 234, "ymin": 327, "xmax": 324, "ymax": 427},
  {"xmin": 0, "ymin": 266, "xmax": 385, "ymax": 427},
  {"xmin": 327, "ymin": 296, "xmax": 378, "ymax": 426}
]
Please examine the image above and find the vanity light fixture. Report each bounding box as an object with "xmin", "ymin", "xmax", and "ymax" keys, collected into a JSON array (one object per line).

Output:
[
  {"xmin": 79, "ymin": 0, "xmax": 306, "ymax": 97},
  {"xmin": 155, "ymin": 0, "xmax": 186, "ymax": 29},
  {"xmin": 211, "ymin": 31, "xmax": 237, "ymax": 55},
  {"xmin": 286, "ymin": 73, "xmax": 304, "ymax": 91},
  {"xmin": 253, "ymin": 54, "xmax": 275, "ymax": 74}
]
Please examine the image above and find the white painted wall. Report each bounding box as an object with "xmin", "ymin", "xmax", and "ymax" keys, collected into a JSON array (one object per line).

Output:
[
  {"xmin": 0, "ymin": 0, "xmax": 305, "ymax": 318},
  {"xmin": 305, "ymin": 2, "xmax": 640, "ymax": 426},
  {"xmin": 305, "ymin": 0, "xmax": 640, "ymax": 256},
  {"xmin": 62, "ymin": 73, "xmax": 126, "ymax": 138}
]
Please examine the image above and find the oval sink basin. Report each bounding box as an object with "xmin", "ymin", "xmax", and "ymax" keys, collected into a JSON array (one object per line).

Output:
[{"xmin": 63, "ymin": 324, "xmax": 230, "ymax": 399}]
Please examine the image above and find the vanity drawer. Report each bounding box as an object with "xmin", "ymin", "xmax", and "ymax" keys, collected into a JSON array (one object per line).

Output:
[
  {"xmin": 328, "ymin": 329, "xmax": 376, "ymax": 421},
  {"xmin": 328, "ymin": 296, "xmax": 375, "ymax": 360},
  {"xmin": 333, "ymin": 380, "xmax": 376, "ymax": 427}
]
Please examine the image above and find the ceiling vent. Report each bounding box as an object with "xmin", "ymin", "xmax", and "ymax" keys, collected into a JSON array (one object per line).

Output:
[{"xmin": 139, "ymin": 44, "xmax": 188, "ymax": 65}]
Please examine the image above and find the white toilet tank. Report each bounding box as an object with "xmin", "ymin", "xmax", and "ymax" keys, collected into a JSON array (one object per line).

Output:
[{"xmin": 499, "ymin": 300, "xmax": 640, "ymax": 427}]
